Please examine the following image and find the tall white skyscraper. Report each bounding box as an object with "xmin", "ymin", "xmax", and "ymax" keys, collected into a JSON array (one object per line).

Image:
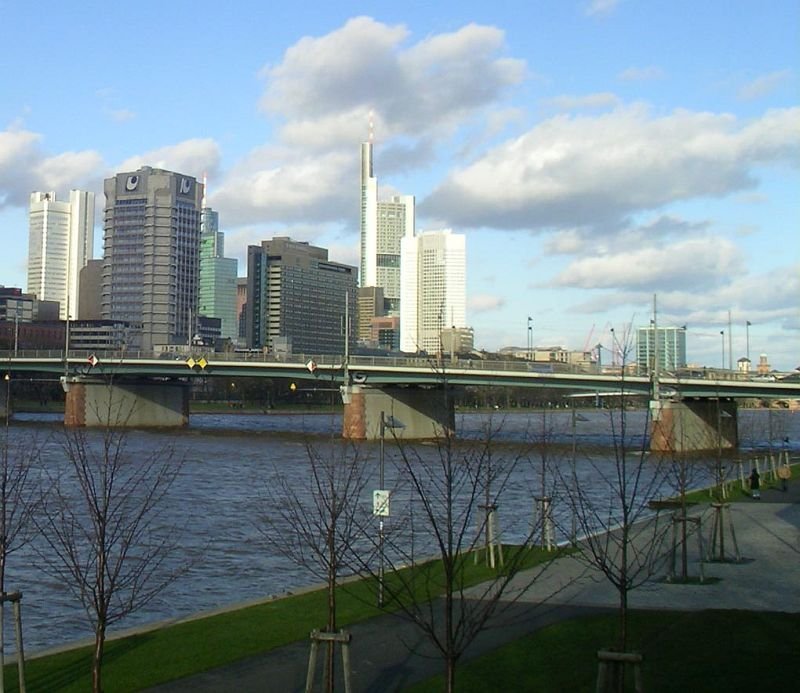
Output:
[
  {"xmin": 360, "ymin": 140, "xmax": 414, "ymax": 315},
  {"xmin": 400, "ymin": 230, "xmax": 466, "ymax": 354},
  {"xmin": 28, "ymin": 190, "xmax": 95, "ymax": 320}
]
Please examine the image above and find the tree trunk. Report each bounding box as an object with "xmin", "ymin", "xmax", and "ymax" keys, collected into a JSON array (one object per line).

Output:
[
  {"xmin": 92, "ymin": 621, "xmax": 106, "ymax": 693},
  {"xmin": 446, "ymin": 654, "xmax": 456, "ymax": 693},
  {"xmin": 325, "ymin": 529, "xmax": 336, "ymax": 693}
]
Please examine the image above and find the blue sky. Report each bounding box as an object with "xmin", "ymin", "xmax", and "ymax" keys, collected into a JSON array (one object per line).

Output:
[{"xmin": 1, "ymin": 0, "xmax": 798, "ymax": 369}]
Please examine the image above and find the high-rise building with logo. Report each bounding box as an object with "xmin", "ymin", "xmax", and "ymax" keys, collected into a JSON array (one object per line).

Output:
[
  {"xmin": 101, "ymin": 166, "xmax": 203, "ymax": 350},
  {"xmin": 245, "ymin": 237, "xmax": 357, "ymax": 355},
  {"xmin": 360, "ymin": 140, "xmax": 414, "ymax": 315},
  {"xmin": 198, "ymin": 206, "xmax": 238, "ymax": 342},
  {"xmin": 400, "ymin": 230, "xmax": 466, "ymax": 354},
  {"xmin": 27, "ymin": 190, "xmax": 95, "ymax": 320}
]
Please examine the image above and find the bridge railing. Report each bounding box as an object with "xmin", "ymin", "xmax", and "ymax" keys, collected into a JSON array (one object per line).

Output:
[{"xmin": 0, "ymin": 349, "xmax": 791, "ymax": 383}]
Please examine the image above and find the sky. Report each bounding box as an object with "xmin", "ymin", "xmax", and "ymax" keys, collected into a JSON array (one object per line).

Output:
[{"xmin": 1, "ymin": 0, "xmax": 798, "ymax": 370}]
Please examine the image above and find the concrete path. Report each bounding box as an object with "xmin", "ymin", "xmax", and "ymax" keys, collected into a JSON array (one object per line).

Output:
[{"xmin": 146, "ymin": 483, "xmax": 800, "ymax": 692}]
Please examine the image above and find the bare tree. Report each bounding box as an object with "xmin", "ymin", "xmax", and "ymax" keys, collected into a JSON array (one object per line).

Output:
[
  {"xmin": 254, "ymin": 436, "xmax": 371, "ymax": 693},
  {"xmin": 35, "ymin": 415, "xmax": 186, "ymax": 693},
  {"xmin": 359, "ymin": 392, "xmax": 557, "ymax": 693},
  {"xmin": 557, "ymin": 339, "xmax": 671, "ymax": 683},
  {"xmin": 0, "ymin": 378, "xmax": 42, "ymax": 690}
]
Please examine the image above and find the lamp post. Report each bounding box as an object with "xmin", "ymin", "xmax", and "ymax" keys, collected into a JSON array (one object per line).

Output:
[
  {"xmin": 527, "ymin": 317, "xmax": 533, "ymax": 361},
  {"xmin": 375, "ymin": 411, "xmax": 403, "ymax": 607},
  {"xmin": 745, "ymin": 320, "xmax": 751, "ymax": 367},
  {"xmin": 720, "ymin": 330, "xmax": 725, "ymax": 370}
]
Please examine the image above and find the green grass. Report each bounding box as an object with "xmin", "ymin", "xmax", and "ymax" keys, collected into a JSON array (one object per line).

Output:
[
  {"xmin": 406, "ymin": 610, "xmax": 800, "ymax": 692},
  {"xmin": 3, "ymin": 546, "xmax": 563, "ymax": 692},
  {"xmin": 676, "ymin": 462, "xmax": 797, "ymax": 505}
]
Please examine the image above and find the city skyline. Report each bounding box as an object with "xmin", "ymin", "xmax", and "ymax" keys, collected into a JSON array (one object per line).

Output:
[{"xmin": 1, "ymin": 2, "xmax": 797, "ymax": 369}]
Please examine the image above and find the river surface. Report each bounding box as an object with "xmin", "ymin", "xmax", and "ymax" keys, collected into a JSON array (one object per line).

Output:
[{"xmin": 2, "ymin": 407, "xmax": 798, "ymax": 654}]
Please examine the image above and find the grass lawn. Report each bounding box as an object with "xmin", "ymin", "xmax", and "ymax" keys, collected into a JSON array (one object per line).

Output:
[
  {"xmin": 3, "ymin": 546, "xmax": 561, "ymax": 692},
  {"xmin": 407, "ymin": 609, "xmax": 800, "ymax": 692}
]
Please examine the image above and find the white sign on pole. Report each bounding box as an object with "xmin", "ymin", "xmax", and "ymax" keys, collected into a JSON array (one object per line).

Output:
[{"xmin": 373, "ymin": 490, "xmax": 390, "ymax": 517}]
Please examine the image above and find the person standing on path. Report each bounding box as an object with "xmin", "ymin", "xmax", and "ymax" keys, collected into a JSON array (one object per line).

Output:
[{"xmin": 749, "ymin": 468, "xmax": 761, "ymax": 499}]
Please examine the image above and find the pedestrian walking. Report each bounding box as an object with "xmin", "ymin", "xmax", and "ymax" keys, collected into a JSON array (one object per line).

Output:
[{"xmin": 749, "ymin": 468, "xmax": 761, "ymax": 500}]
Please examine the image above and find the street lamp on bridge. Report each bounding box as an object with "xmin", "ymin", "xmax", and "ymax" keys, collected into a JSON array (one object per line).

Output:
[{"xmin": 527, "ymin": 317, "xmax": 533, "ymax": 361}]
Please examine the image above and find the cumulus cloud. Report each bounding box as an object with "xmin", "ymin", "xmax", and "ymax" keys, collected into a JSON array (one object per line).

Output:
[
  {"xmin": 618, "ymin": 66, "xmax": 664, "ymax": 82},
  {"xmin": 543, "ymin": 216, "xmax": 710, "ymax": 257},
  {"xmin": 0, "ymin": 126, "xmax": 103, "ymax": 207},
  {"xmin": 542, "ymin": 92, "xmax": 619, "ymax": 111},
  {"xmin": 117, "ymin": 138, "xmax": 221, "ymax": 179},
  {"xmin": 260, "ymin": 17, "xmax": 524, "ymax": 144},
  {"xmin": 213, "ymin": 17, "xmax": 524, "ymax": 228},
  {"xmin": 421, "ymin": 105, "xmax": 800, "ymax": 231},
  {"xmin": 469, "ymin": 294, "xmax": 506, "ymax": 312},
  {"xmin": 211, "ymin": 148, "xmax": 355, "ymax": 227},
  {"xmin": 737, "ymin": 70, "xmax": 792, "ymax": 101},
  {"xmin": 552, "ymin": 236, "xmax": 744, "ymax": 291}
]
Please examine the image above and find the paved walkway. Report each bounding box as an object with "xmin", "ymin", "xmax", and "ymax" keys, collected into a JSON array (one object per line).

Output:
[{"xmin": 146, "ymin": 482, "xmax": 800, "ymax": 692}]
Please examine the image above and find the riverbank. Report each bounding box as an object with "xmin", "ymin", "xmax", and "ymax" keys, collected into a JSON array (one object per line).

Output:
[{"xmin": 8, "ymin": 482, "xmax": 799, "ymax": 692}]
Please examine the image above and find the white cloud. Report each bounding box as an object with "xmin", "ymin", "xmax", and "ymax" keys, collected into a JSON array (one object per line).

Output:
[
  {"xmin": 469, "ymin": 294, "xmax": 506, "ymax": 312},
  {"xmin": 108, "ymin": 108, "xmax": 136, "ymax": 123},
  {"xmin": 618, "ymin": 66, "xmax": 664, "ymax": 82},
  {"xmin": 0, "ymin": 126, "xmax": 104, "ymax": 206},
  {"xmin": 117, "ymin": 138, "xmax": 221, "ymax": 179},
  {"xmin": 260, "ymin": 17, "xmax": 524, "ymax": 143},
  {"xmin": 552, "ymin": 236, "xmax": 743, "ymax": 291},
  {"xmin": 214, "ymin": 18, "xmax": 524, "ymax": 228},
  {"xmin": 212, "ymin": 149, "xmax": 355, "ymax": 227},
  {"xmin": 585, "ymin": 0, "xmax": 621, "ymax": 17},
  {"xmin": 422, "ymin": 105, "xmax": 800, "ymax": 231},
  {"xmin": 737, "ymin": 70, "xmax": 792, "ymax": 101},
  {"xmin": 542, "ymin": 92, "xmax": 619, "ymax": 111},
  {"xmin": 0, "ymin": 127, "xmax": 41, "ymax": 205},
  {"xmin": 35, "ymin": 150, "xmax": 104, "ymax": 193}
]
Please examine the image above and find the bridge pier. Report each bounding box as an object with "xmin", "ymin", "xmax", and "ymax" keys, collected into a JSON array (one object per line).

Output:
[
  {"xmin": 650, "ymin": 399, "xmax": 738, "ymax": 453},
  {"xmin": 64, "ymin": 378, "xmax": 190, "ymax": 428},
  {"xmin": 342, "ymin": 385, "xmax": 455, "ymax": 440}
]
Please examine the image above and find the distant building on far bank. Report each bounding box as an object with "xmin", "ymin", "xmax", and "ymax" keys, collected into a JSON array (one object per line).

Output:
[
  {"xmin": 245, "ymin": 237, "xmax": 357, "ymax": 355},
  {"xmin": 198, "ymin": 205, "xmax": 238, "ymax": 342},
  {"xmin": 28, "ymin": 190, "xmax": 95, "ymax": 320},
  {"xmin": 400, "ymin": 229, "xmax": 467, "ymax": 355},
  {"xmin": 636, "ymin": 325, "xmax": 687, "ymax": 375},
  {"xmin": 101, "ymin": 167, "xmax": 203, "ymax": 351}
]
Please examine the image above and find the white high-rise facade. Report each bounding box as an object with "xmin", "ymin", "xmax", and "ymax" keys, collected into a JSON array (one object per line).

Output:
[
  {"xmin": 400, "ymin": 230, "xmax": 466, "ymax": 354},
  {"xmin": 360, "ymin": 140, "xmax": 414, "ymax": 315},
  {"xmin": 28, "ymin": 190, "xmax": 95, "ymax": 320}
]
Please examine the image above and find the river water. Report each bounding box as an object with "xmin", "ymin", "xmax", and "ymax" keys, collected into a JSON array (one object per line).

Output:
[{"xmin": 2, "ymin": 407, "xmax": 798, "ymax": 654}]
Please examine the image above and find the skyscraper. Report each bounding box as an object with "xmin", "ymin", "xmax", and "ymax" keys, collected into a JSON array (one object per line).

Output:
[
  {"xmin": 28, "ymin": 190, "xmax": 95, "ymax": 320},
  {"xmin": 101, "ymin": 166, "xmax": 203, "ymax": 350},
  {"xmin": 359, "ymin": 140, "xmax": 414, "ymax": 315},
  {"xmin": 400, "ymin": 230, "xmax": 466, "ymax": 354},
  {"xmin": 245, "ymin": 237, "xmax": 357, "ymax": 355},
  {"xmin": 198, "ymin": 206, "xmax": 238, "ymax": 342}
]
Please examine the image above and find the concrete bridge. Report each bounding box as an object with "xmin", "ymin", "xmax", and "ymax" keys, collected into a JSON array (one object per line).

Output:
[{"xmin": 2, "ymin": 350, "xmax": 798, "ymax": 452}]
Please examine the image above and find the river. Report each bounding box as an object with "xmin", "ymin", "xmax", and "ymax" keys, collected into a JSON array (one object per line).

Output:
[{"xmin": 2, "ymin": 407, "xmax": 798, "ymax": 654}]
